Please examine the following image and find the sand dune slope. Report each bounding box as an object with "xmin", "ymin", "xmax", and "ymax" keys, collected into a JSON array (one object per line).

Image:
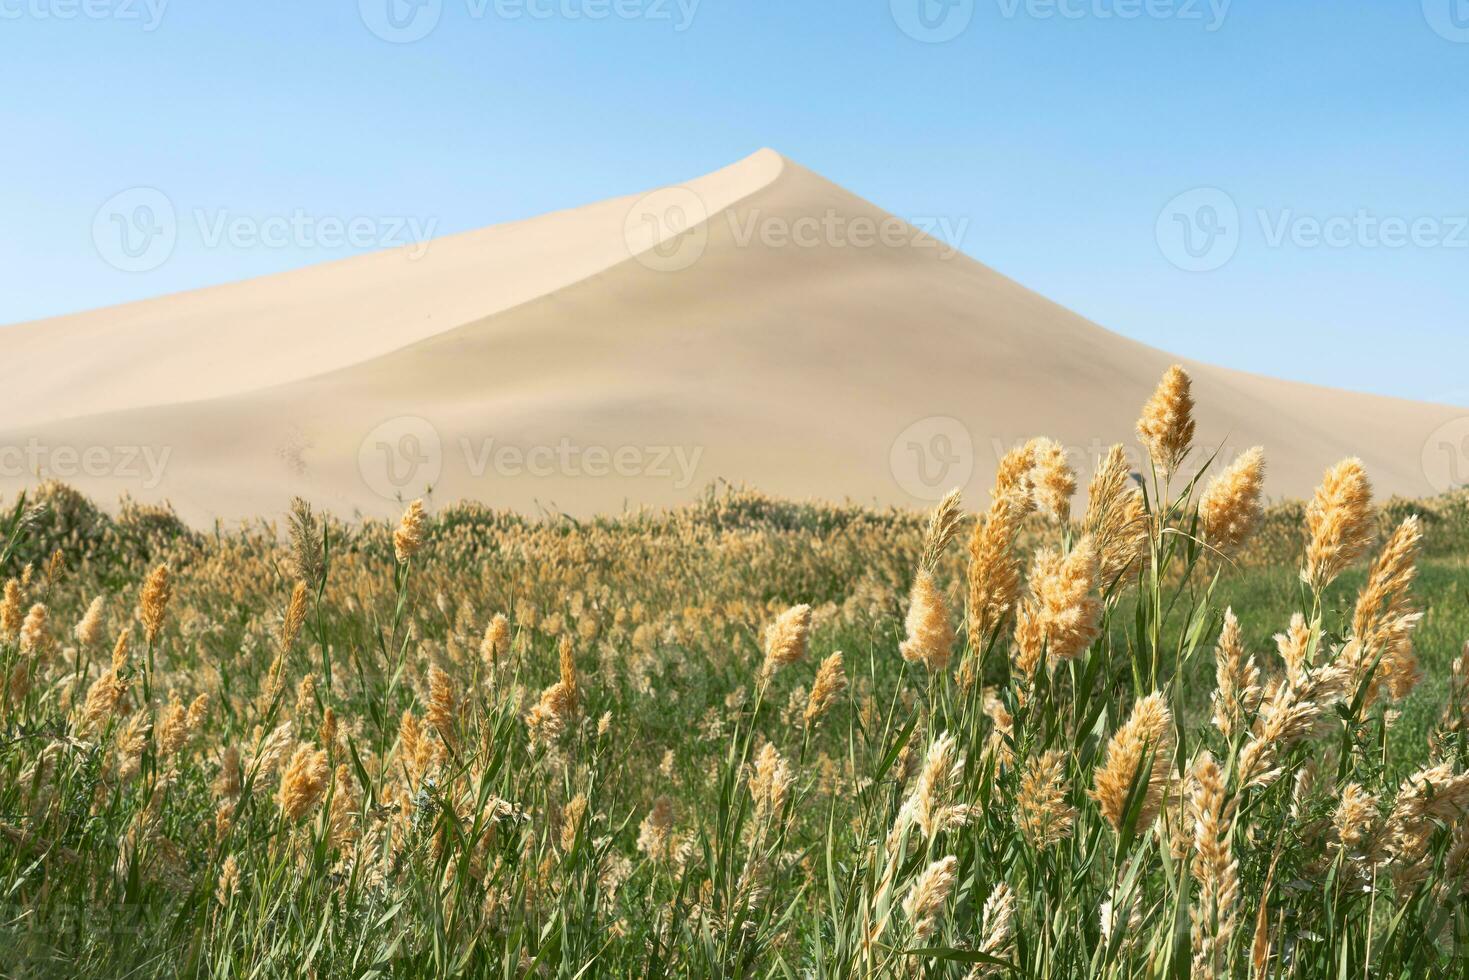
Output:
[{"xmin": 2, "ymin": 149, "xmax": 1461, "ymax": 523}]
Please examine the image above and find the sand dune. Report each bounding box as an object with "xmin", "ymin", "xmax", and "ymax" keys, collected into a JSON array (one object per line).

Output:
[{"xmin": 2, "ymin": 149, "xmax": 1461, "ymax": 524}]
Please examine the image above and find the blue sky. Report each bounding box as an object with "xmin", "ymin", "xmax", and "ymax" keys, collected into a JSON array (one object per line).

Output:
[{"xmin": 2, "ymin": 0, "xmax": 1465, "ymax": 403}]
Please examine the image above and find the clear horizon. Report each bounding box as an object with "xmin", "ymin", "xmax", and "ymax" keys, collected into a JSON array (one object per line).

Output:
[{"xmin": 1, "ymin": 1, "xmax": 1465, "ymax": 405}]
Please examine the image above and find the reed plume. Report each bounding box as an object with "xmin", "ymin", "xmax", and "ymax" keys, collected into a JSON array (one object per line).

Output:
[
  {"xmin": 804, "ymin": 652, "xmax": 846, "ymax": 729},
  {"xmin": 993, "ymin": 441, "xmax": 1036, "ymax": 497},
  {"xmin": 79, "ymin": 662, "xmax": 129, "ymax": 735},
  {"xmin": 918, "ymin": 488, "xmax": 965, "ymax": 573},
  {"xmin": 557, "ymin": 635, "xmax": 578, "ymax": 715},
  {"xmin": 286, "ymin": 497, "xmax": 325, "ymax": 591},
  {"xmin": 1236, "ymin": 662, "xmax": 1349, "ymax": 790},
  {"xmin": 1016, "ymin": 749, "xmax": 1075, "ymax": 850},
  {"xmin": 1210, "ymin": 609, "xmax": 1261, "ymax": 740},
  {"xmin": 1382, "ymin": 763, "xmax": 1469, "ymax": 887},
  {"xmin": 327, "ymin": 764, "xmax": 358, "ymax": 848},
  {"xmin": 761, "ymin": 604, "xmax": 811, "ymax": 678},
  {"xmin": 139, "ymin": 564, "xmax": 171, "ymax": 645},
  {"xmin": 1333, "ymin": 782, "xmax": 1378, "ymax": 854},
  {"xmin": 1189, "ymin": 752, "xmax": 1239, "ymax": 980},
  {"xmin": 749, "ymin": 742, "xmax": 793, "ymax": 825},
  {"xmin": 280, "ymin": 581, "xmax": 309, "ymax": 651},
  {"xmin": 73, "ymin": 596, "xmax": 106, "ymax": 649},
  {"xmin": 276, "ymin": 743, "xmax": 330, "ymax": 821},
  {"xmin": 902, "ymin": 855, "xmax": 958, "ymax": 941},
  {"xmin": 1, "ymin": 579, "xmax": 24, "ymax": 640},
  {"xmin": 216, "ymin": 855, "xmax": 240, "ymax": 904},
  {"xmin": 1136, "ymin": 365, "xmax": 1195, "ymax": 476},
  {"xmin": 480, "ymin": 613, "xmax": 510, "ymax": 668},
  {"xmin": 526, "ymin": 639, "xmax": 578, "ymax": 741},
  {"xmin": 1274, "ymin": 613, "xmax": 1313, "ymax": 685},
  {"xmin": 1012, "ymin": 537, "xmax": 1102, "ymax": 676},
  {"xmin": 899, "ymin": 732, "xmax": 975, "ymax": 841},
  {"xmin": 966, "ymin": 490, "xmax": 1031, "ymax": 651},
  {"xmin": 900, "ymin": 569, "xmax": 955, "ymax": 671},
  {"xmin": 252, "ymin": 721, "xmax": 295, "ymax": 779},
  {"xmin": 969, "ymin": 883, "xmax": 1016, "ymax": 977},
  {"xmin": 560, "ymin": 793, "xmax": 588, "ymax": 853},
  {"xmin": 318, "ymin": 706, "xmax": 337, "ymax": 749},
  {"xmin": 1084, "ymin": 444, "xmax": 1148, "ymax": 586},
  {"xmin": 638, "ymin": 796, "xmax": 677, "ymax": 862},
  {"xmin": 157, "ymin": 693, "xmax": 208, "ymax": 758},
  {"xmin": 1092, "ymin": 692, "xmax": 1173, "ymax": 832},
  {"xmin": 1198, "ymin": 447, "xmax": 1265, "ymax": 556},
  {"xmin": 1027, "ymin": 438, "xmax": 1076, "ymax": 522},
  {"xmin": 114, "ymin": 712, "xmax": 150, "ymax": 782},
  {"xmin": 19, "ymin": 603, "xmax": 52, "ymax": 660},
  {"xmin": 393, "ymin": 499, "xmax": 427, "ymax": 564},
  {"xmin": 1344, "ymin": 515, "xmax": 1423, "ymax": 703},
  {"xmin": 427, "ymin": 665, "xmax": 459, "ymax": 752},
  {"xmin": 1302, "ymin": 458, "xmax": 1374, "ymax": 593},
  {"xmin": 294, "ymin": 674, "xmax": 317, "ymax": 719}
]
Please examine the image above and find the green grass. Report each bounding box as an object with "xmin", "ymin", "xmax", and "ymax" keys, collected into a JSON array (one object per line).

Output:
[{"xmin": 1, "ymin": 480, "xmax": 1468, "ymax": 978}]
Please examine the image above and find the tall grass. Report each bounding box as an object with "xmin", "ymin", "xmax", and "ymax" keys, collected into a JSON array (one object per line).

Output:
[{"xmin": 2, "ymin": 366, "xmax": 1468, "ymax": 977}]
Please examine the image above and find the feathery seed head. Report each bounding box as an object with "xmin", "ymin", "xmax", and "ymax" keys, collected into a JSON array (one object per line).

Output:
[
  {"xmin": 749, "ymin": 742, "xmax": 794, "ymax": 825},
  {"xmin": 1027, "ymin": 437, "xmax": 1076, "ymax": 522},
  {"xmin": 1, "ymin": 579, "xmax": 25, "ymax": 639},
  {"xmin": 276, "ymin": 743, "xmax": 330, "ymax": 821},
  {"xmin": 966, "ymin": 490, "xmax": 1030, "ymax": 648},
  {"xmin": 481, "ymin": 613, "xmax": 510, "ymax": 668},
  {"xmin": 899, "ymin": 732, "xmax": 974, "ymax": 841},
  {"xmin": 79, "ymin": 667, "xmax": 129, "ymax": 735},
  {"xmin": 638, "ymin": 796, "xmax": 677, "ymax": 861},
  {"xmin": 919, "ymin": 488, "xmax": 965, "ymax": 573},
  {"xmin": 1211, "ymin": 609, "xmax": 1261, "ymax": 740},
  {"xmin": 1012, "ymin": 537, "xmax": 1103, "ymax": 675},
  {"xmin": 902, "ymin": 855, "xmax": 958, "ymax": 941},
  {"xmin": 1189, "ymin": 751, "xmax": 1239, "ymax": 980},
  {"xmin": 1093, "ymin": 692, "xmax": 1174, "ymax": 832},
  {"xmin": 1302, "ymin": 458, "xmax": 1374, "ymax": 593},
  {"xmin": 73, "ymin": 596, "xmax": 106, "ymax": 649},
  {"xmin": 139, "ymin": 564, "xmax": 171, "ymax": 645},
  {"xmin": 216, "ymin": 855, "xmax": 240, "ymax": 905},
  {"xmin": 804, "ymin": 652, "xmax": 846, "ymax": 728},
  {"xmin": 1016, "ymin": 749, "xmax": 1076, "ymax": 850},
  {"xmin": 1136, "ymin": 365, "xmax": 1196, "ymax": 476},
  {"xmin": 1199, "ymin": 447, "xmax": 1266, "ymax": 556},
  {"xmin": 19, "ymin": 603, "xmax": 52, "ymax": 660},
  {"xmin": 427, "ymin": 664, "xmax": 459, "ymax": 751},
  {"xmin": 900, "ymin": 569, "xmax": 955, "ymax": 672},
  {"xmin": 393, "ymin": 499, "xmax": 428, "ymax": 564},
  {"xmin": 560, "ymin": 792, "xmax": 588, "ymax": 853},
  {"xmin": 281, "ymin": 581, "xmax": 309, "ymax": 651},
  {"xmin": 328, "ymin": 763, "xmax": 359, "ymax": 848},
  {"xmin": 286, "ymin": 497, "xmax": 325, "ymax": 591},
  {"xmin": 762, "ymin": 604, "xmax": 811, "ymax": 678},
  {"xmin": 976, "ymin": 883, "xmax": 1017, "ymax": 973},
  {"xmin": 1334, "ymin": 782, "xmax": 1378, "ymax": 853},
  {"xmin": 1085, "ymin": 444, "xmax": 1148, "ymax": 586},
  {"xmin": 1346, "ymin": 516, "xmax": 1424, "ymax": 704}
]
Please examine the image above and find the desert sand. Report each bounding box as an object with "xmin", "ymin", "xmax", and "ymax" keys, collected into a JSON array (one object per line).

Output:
[{"xmin": 1, "ymin": 149, "xmax": 1461, "ymax": 524}]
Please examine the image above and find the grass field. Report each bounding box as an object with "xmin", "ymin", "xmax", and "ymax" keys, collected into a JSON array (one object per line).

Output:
[{"xmin": 3, "ymin": 368, "xmax": 1469, "ymax": 978}]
